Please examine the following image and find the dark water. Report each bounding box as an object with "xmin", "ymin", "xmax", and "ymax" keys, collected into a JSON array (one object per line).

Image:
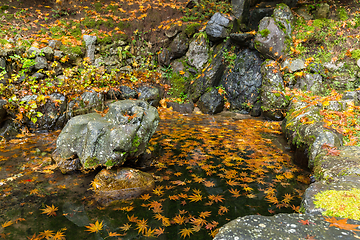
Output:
[{"xmin": 0, "ymin": 110, "xmax": 309, "ymax": 239}]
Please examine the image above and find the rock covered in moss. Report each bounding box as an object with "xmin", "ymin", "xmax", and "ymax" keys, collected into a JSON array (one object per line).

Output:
[
  {"xmin": 260, "ymin": 60, "xmax": 289, "ymax": 120},
  {"xmin": 92, "ymin": 167, "xmax": 155, "ymax": 205},
  {"xmin": 52, "ymin": 100, "xmax": 159, "ymax": 173}
]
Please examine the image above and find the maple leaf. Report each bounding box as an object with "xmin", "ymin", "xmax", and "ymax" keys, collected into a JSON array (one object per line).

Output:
[
  {"xmin": 107, "ymin": 231, "xmax": 122, "ymax": 237},
  {"xmin": 2, "ymin": 220, "xmax": 13, "ymax": 228},
  {"xmin": 39, "ymin": 230, "xmax": 54, "ymax": 239},
  {"xmin": 172, "ymin": 214, "xmax": 186, "ymax": 225},
  {"xmin": 154, "ymin": 227, "xmax": 165, "ymax": 236},
  {"xmin": 85, "ymin": 220, "xmax": 103, "ymax": 233},
  {"xmin": 41, "ymin": 205, "xmax": 58, "ymax": 217},
  {"xmin": 136, "ymin": 218, "xmax": 148, "ymax": 234},
  {"xmin": 208, "ymin": 194, "xmax": 224, "ymax": 203},
  {"xmin": 179, "ymin": 228, "xmax": 193, "ymax": 238},
  {"xmin": 127, "ymin": 214, "xmax": 138, "ymax": 222},
  {"xmin": 119, "ymin": 223, "xmax": 131, "ymax": 231},
  {"xmin": 218, "ymin": 206, "xmax": 229, "ymax": 215},
  {"xmin": 53, "ymin": 230, "xmax": 66, "ymax": 240},
  {"xmin": 325, "ymin": 217, "xmax": 360, "ymax": 232},
  {"xmin": 188, "ymin": 193, "xmax": 203, "ymax": 202},
  {"xmin": 199, "ymin": 211, "xmax": 211, "ymax": 218}
]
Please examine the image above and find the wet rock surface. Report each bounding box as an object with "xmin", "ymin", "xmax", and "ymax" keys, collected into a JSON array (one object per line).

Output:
[
  {"xmin": 214, "ymin": 213, "xmax": 360, "ymax": 240},
  {"xmin": 52, "ymin": 100, "xmax": 159, "ymax": 173},
  {"xmin": 92, "ymin": 167, "xmax": 155, "ymax": 205}
]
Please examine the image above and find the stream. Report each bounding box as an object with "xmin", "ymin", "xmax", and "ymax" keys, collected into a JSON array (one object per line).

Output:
[{"xmin": 0, "ymin": 109, "xmax": 309, "ymax": 239}]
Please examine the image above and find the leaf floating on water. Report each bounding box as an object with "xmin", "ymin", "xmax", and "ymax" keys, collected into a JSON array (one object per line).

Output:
[
  {"xmin": 85, "ymin": 220, "xmax": 103, "ymax": 233},
  {"xmin": 41, "ymin": 205, "xmax": 58, "ymax": 217},
  {"xmin": 324, "ymin": 217, "xmax": 360, "ymax": 232},
  {"xmin": 1, "ymin": 220, "xmax": 13, "ymax": 228},
  {"xmin": 179, "ymin": 228, "xmax": 193, "ymax": 238}
]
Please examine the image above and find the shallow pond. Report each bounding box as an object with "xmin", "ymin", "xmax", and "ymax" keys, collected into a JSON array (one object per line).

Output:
[{"xmin": 0, "ymin": 109, "xmax": 309, "ymax": 239}]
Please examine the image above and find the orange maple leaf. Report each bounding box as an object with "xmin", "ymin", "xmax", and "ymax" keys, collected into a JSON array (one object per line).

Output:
[{"xmin": 324, "ymin": 217, "xmax": 360, "ymax": 232}]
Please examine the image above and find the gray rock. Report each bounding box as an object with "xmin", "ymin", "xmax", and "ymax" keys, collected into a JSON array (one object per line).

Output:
[
  {"xmin": 206, "ymin": 12, "xmax": 232, "ymax": 42},
  {"xmin": 221, "ymin": 49, "xmax": 262, "ymax": 113},
  {"xmin": 255, "ymin": 17, "xmax": 286, "ymax": 60},
  {"xmin": 0, "ymin": 57, "xmax": 6, "ymax": 70},
  {"xmin": 31, "ymin": 72, "xmax": 45, "ymax": 80},
  {"xmin": 52, "ymin": 100, "xmax": 160, "ymax": 173},
  {"xmin": 41, "ymin": 46, "xmax": 54, "ymax": 61},
  {"xmin": 169, "ymin": 33, "xmax": 189, "ymax": 60},
  {"xmin": 315, "ymin": 3, "xmax": 330, "ymax": 19},
  {"xmin": 158, "ymin": 48, "xmax": 171, "ymax": 67},
  {"xmin": 297, "ymin": 73, "xmax": 324, "ymax": 94},
  {"xmin": 260, "ymin": 60, "xmax": 289, "ymax": 120},
  {"xmin": 231, "ymin": 0, "xmax": 250, "ymax": 22},
  {"xmin": 273, "ymin": 3, "xmax": 294, "ymax": 37},
  {"xmin": 197, "ymin": 88, "xmax": 224, "ymax": 114},
  {"xmin": 67, "ymin": 90, "xmax": 104, "ymax": 119},
  {"xmin": 214, "ymin": 213, "xmax": 360, "ymax": 240},
  {"xmin": 296, "ymin": 6, "xmax": 314, "ymax": 21},
  {"xmin": 48, "ymin": 40, "xmax": 62, "ymax": 50},
  {"xmin": 94, "ymin": 57, "xmax": 105, "ymax": 67},
  {"xmin": 106, "ymin": 85, "xmax": 137, "ymax": 100},
  {"xmin": 323, "ymin": 62, "xmax": 344, "ymax": 72},
  {"xmin": 34, "ymin": 56, "xmax": 48, "ymax": 70},
  {"xmin": 93, "ymin": 168, "xmax": 155, "ymax": 205},
  {"xmin": 248, "ymin": 7, "xmax": 274, "ymax": 30},
  {"xmin": 0, "ymin": 99, "xmax": 7, "ymax": 123},
  {"xmin": 229, "ymin": 33, "xmax": 254, "ymax": 47},
  {"xmin": 189, "ymin": 41, "xmax": 230, "ymax": 102},
  {"xmin": 83, "ymin": 35, "xmax": 97, "ymax": 63},
  {"xmin": 282, "ymin": 58, "xmax": 305, "ymax": 72},
  {"xmin": 51, "ymin": 61, "xmax": 63, "ymax": 76},
  {"xmin": 137, "ymin": 85, "xmax": 161, "ymax": 107},
  {"xmin": 166, "ymin": 102, "xmax": 194, "ymax": 113},
  {"xmin": 186, "ymin": 35, "xmax": 209, "ymax": 71},
  {"xmin": 26, "ymin": 47, "xmax": 40, "ymax": 58},
  {"xmin": 54, "ymin": 50, "xmax": 64, "ymax": 61}
]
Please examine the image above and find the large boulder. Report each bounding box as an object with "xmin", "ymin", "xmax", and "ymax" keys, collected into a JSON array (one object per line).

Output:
[
  {"xmin": 137, "ymin": 85, "xmax": 161, "ymax": 107},
  {"xmin": 186, "ymin": 35, "xmax": 209, "ymax": 71},
  {"xmin": 206, "ymin": 12, "xmax": 232, "ymax": 43},
  {"xmin": 260, "ymin": 60, "xmax": 289, "ymax": 120},
  {"xmin": 67, "ymin": 90, "xmax": 105, "ymax": 119},
  {"xmin": 254, "ymin": 17, "xmax": 286, "ymax": 60},
  {"xmin": 92, "ymin": 168, "xmax": 155, "ymax": 205},
  {"xmin": 197, "ymin": 88, "xmax": 224, "ymax": 114},
  {"xmin": 83, "ymin": 35, "xmax": 97, "ymax": 63},
  {"xmin": 169, "ymin": 33, "xmax": 189, "ymax": 60},
  {"xmin": 52, "ymin": 100, "xmax": 159, "ymax": 173},
  {"xmin": 273, "ymin": 3, "xmax": 294, "ymax": 37},
  {"xmin": 221, "ymin": 49, "xmax": 262, "ymax": 113},
  {"xmin": 231, "ymin": 0, "xmax": 250, "ymax": 23},
  {"xmin": 189, "ymin": 41, "xmax": 230, "ymax": 102},
  {"xmin": 214, "ymin": 213, "xmax": 360, "ymax": 240}
]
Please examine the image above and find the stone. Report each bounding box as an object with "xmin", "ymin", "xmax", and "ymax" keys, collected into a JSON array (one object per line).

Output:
[
  {"xmin": 166, "ymin": 102, "xmax": 194, "ymax": 114},
  {"xmin": 231, "ymin": 0, "xmax": 250, "ymax": 23},
  {"xmin": 186, "ymin": 35, "xmax": 209, "ymax": 71},
  {"xmin": 137, "ymin": 85, "xmax": 161, "ymax": 107},
  {"xmin": 67, "ymin": 90, "xmax": 105, "ymax": 119},
  {"xmin": 296, "ymin": 6, "xmax": 313, "ymax": 21},
  {"xmin": 83, "ymin": 35, "xmax": 97, "ymax": 63},
  {"xmin": 189, "ymin": 41, "xmax": 230, "ymax": 103},
  {"xmin": 254, "ymin": 17, "xmax": 286, "ymax": 60},
  {"xmin": 52, "ymin": 100, "xmax": 160, "ymax": 173},
  {"xmin": 297, "ymin": 73, "xmax": 324, "ymax": 94},
  {"xmin": 315, "ymin": 3, "xmax": 330, "ymax": 19},
  {"xmin": 260, "ymin": 60, "xmax": 289, "ymax": 120},
  {"xmin": 221, "ymin": 49, "xmax": 262, "ymax": 113},
  {"xmin": 282, "ymin": 58, "xmax": 305, "ymax": 72},
  {"xmin": 197, "ymin": 88, "xmax": 224, "ymax": 114},
  {"xmin": 48, "ymin": 40, "xmax": 62, "ymax": 50},
  {"xmin": 273, "ymin": 3, "xmax": 294, "ymax": 37},
  {"xmin": 34, "ymin": 56, "xmax": 48, "ymax": 70},
  {"xmin": 31, "ymin": 72, "xmax": 45, "ymax": 80},
  {"xmin": 106, "ymin": 85, "xmax": 137, "ymax": 100},
  {"xmin": 41, "ymin": 46, "xmax": 54, "ymax": 61},
  {"xmin": 229, "ymin": 33, "xmax": 254, "ymax": 47},
  {"xmin": 92, "ymin": 168, "xmax": 155, "ymax": 205},
  {"xmin": 0, "ymin": 99, "xmax": 7, "ymax": 123},
  {"xmin": 158, "ymin": 48, "xmax": 171, "ymax": 67},
  {"xmin": 54, "ymin": 50, "xmax": 64, "ymax": 60},
  {"xmin": 248, "ymin": 7, "xmax": 274, "ymax": 30},
  {"xmin": 206, "ymin": 12, "xmax": 232, "ymax": 42},
  {"xmin": 169, "ymin": 33, "xmax": 189, "ymax": 60},
  {"xmin": 214, "ymin": 213, "xmax": 360, "ymax": 240},
  {"xmin": 26, "ymin": 47, "xmax": 40, "ymax": 58}
]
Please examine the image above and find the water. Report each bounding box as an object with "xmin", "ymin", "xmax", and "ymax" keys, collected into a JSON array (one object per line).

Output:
[{"xmin": 0, "ymin": 109, "xmax": 309, "ymax": 239}]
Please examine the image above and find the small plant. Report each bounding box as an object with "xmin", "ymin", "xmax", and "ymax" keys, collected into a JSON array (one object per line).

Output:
[{"xmin": 259, "ymin": 29, "xmax": 270, "ymax": 38}]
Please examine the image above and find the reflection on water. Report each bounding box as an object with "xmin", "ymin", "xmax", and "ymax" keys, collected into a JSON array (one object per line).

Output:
[{"xmin": 0, "ymin": 110, "xmax": 309, "ymax": 239}]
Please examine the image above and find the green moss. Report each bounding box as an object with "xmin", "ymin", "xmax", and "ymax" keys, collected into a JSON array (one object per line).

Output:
[
  {"xmin": 105, "ymin": 159, "xmax": 115, "ymax": 167},
  {"xmin": 184, "ymin": 23, "xmax": 201, "ymax": 38},
  {"xmin": 84, "ymin": 157, "xmax": 99, "ymax": 168},
  {"xmin": 337, "ymin": 7, "xmax": 348, "ymax": 21},
  {"xmin": 259, "ymin": 29, "xmax": 270, "ymax": 38},
  {"xmin": 314, "ymin": 188, "xmax": 360, "ymax": 220},
  {"xmin": 351, "ymin": 49, "xmax": 360, "ymax": 60}
]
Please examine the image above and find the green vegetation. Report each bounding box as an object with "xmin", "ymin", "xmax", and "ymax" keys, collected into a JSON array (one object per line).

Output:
[
  {"xmin": 314, "ymin": 188, "xmax": 360, "ymax": 220},
  {"xmin": 259, "ymin": 28, "xmax": 270, "ymax": 38}
]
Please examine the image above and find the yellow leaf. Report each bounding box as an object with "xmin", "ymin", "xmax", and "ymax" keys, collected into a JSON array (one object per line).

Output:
[
  {"xmin": 2, "ymin": 220, "xmax": 13, "ymax": 228},
  {"xmin": 85, "ymin": 220, "xmax": 103, "ymax": 233},
  {"xmin": 41, "ymin": 205, "xmax": 58, "ymax": 217}
]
